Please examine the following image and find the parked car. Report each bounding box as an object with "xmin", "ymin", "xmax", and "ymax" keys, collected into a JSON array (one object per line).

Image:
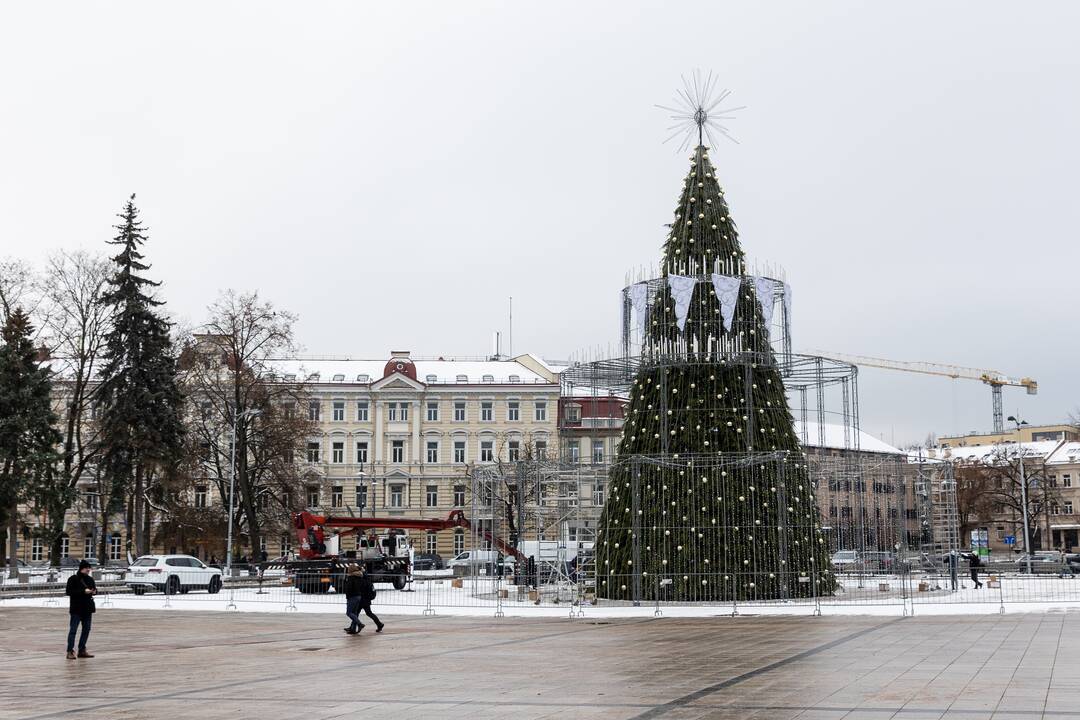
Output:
[
  {"xmin": 59, "ymin": 557, "xmax": 99, "ymax": 569},
  {"xmin": 412, "ymin": 553, "xmax": 444, "ymax": 571},
  {"xmin": 1015, "ymin": 552, "xmax": 1067, "ymax": 574},
  {"xmin": 126, "ymin": 555, "xmax": 223, "ymax": 595},
  {"xmin": 1066, "ymin": 554, "xmax": 1080, "ymax": 575},
  {"xmin": 861, "ymin": 552, "xmax": 898, "ymax": 573},
  {"xmin": 831, "ymin": 550, "xmax": 861, "ymax": 571},
  {"xmin": 448, "ymin": 550, "xmax": 514, "ymax": 575}
]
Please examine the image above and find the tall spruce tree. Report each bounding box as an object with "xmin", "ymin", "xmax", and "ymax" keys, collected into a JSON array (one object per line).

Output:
[
  {"xmin": 0, "ymin": 309, "xmax": 61, "ymax": 576},
  {"xmin": 596, "ymin": 145, "xmax": 835, "ymax": 601},
  {"xmin": 98, "ymin": 195, "xmax": 184, "ymax": 558}
]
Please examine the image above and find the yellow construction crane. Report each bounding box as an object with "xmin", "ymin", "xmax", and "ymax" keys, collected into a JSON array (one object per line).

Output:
[{"xmin": 805, "ymin": 350, "xmax": 1038, "ymax": 433}]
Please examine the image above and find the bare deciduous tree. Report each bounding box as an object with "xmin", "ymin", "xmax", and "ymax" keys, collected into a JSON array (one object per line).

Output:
[{"xmin": 178, "ymin": 290, "xmax": 316, "ymax": 560}]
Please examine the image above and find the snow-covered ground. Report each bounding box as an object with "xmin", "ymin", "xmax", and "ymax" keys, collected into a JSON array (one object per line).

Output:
[{"xmin": 4, "ymin": 574, "xmax": 1080, "ymax": 618}]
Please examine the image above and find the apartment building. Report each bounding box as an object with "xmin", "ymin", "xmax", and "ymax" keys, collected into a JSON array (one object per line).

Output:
[{"xmin": 276, "ymin": 350, "xmax": 560, "ymax": 558}]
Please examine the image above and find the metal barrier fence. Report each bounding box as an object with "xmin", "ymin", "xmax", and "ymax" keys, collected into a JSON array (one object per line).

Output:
[{"xmin": 4, "ymin": 564, "xmax": 1078, "ymax": 618}]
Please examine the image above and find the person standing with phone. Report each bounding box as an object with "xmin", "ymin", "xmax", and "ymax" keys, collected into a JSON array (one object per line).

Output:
[{"xmin": 65, "ymin": 560, "xmax": 97, "ymax": 659}]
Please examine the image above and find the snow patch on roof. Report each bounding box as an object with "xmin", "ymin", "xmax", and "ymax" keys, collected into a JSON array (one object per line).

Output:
[{"xmin": 794, "ymin": 421, "xmax": 902, "ymax": 455}]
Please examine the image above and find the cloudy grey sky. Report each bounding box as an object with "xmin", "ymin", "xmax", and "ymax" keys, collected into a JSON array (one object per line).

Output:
[{"xmin": 2, "ymin": 2, "xmax": 1078, "ymax": 445}]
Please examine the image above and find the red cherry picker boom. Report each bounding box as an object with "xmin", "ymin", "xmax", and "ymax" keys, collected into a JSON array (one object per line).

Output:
[{"xmin": 285, "ymin": 509, "xmax": 527, "ymax": 593}]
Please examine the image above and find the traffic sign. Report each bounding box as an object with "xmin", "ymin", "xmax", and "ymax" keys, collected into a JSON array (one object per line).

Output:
[{"xmin": 1004, "ymin": 535, "xmax": 1015, "ymax": 545}]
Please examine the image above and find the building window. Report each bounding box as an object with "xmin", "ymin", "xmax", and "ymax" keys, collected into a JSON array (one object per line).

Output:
[
  {"xmin": 508, "ymin": 440, "xmax": 520, "ymax": 462},
  {"xmin": 356, "ymin": 441, "xmax": 368, "ymax": 464},
  {"xmin": 1066, "ymin": 501, "xmax": 1075, "ymax": 515},
  {"xmin": 392, "ymin": 440, "xmax": 404, "ymax": 463},
  {"xmin": 108, "ymin": 535, "xmax": 122, "ymax": 562},
  {"xmin": 280, "ymin": 534, "xmax": 292, "ymax": 554},
  {"xmin": 426, "ymin": 531, "xmax": 438, "ymax": 553},
  {"xmin": 388, "ymin": 403, "xmax": 398, "ymax": 421},
  {"xmin": 454, "ymin": 440, "xmax": 466, "ymax": 464},
  {"xmin": 454, "ymin": 485, "xmax": 466, "ymax": 506},
  {"xmin": 331, "ymin": 486, "xmax": 343, "ymax": 508},
  {"xmin": 84, "ymin": 490, "xmax": 99, "ymax": 510},
  {"xmin": 1050, "ymin": 476, "xmax": 1058, "ymax": 488},
  {"xmin": 592, "ymin": 440, "xmax": 604, "ymax": 464},
  {"xmin": 1064, "ymin": 474, "xmax": 1073, "ymax": 488},
  {"xmin": 308, "ymin": 401, "xmax": 321, "ymax": 422},
  {"xmin": 390, "ymin": 484, "xmax": 404, "ymax": 508},
  {"xmin": 426, "ymin": 441, "xmax": 439, "ymax": 464},
  {"xmin": 507, "ymin": 401, "xmax": 520, "ymax": 421},
  {"xmin": 454, "ymin": 529, "xmax": 465, "ymax": 555},
  {"xmin": 400, "ymin": 403, "xmax": 409, "ymax": 421},
  {"xmin": 426, "ymin": 485, "xmax": 438, "ymax": 507},
  {"xmin": 194, "ymin": 485, "xmax": 208, "ymax": 508},
  {"xmin": 567, "ymin": 439, "xmax": 580, "ymax": 463},
  {"xmin": 566, "ymin": 405, "xmax": 581, "ymax": 422},
  {"xmin": 307, "ymin": 441, "xmax": 320, "ymax": 463},
  {"xmin": 332, "ymin": 401, "xmax": 345, "ymax": 422},
  {"xmin": 356, "ymin": 401, "xmax": 369, "ymax": 422},
  {"xmin": 481, "ymin": 401, "xmax": 493, "ymax": 422},
  {"xmin": 307, "ymin": 486, "xmax": 320, "ymax": 508},
  {"xmin": 60, "ymin": 536, "xmax": 70, "ymax": 559},
  {"xmin": 454, "ymin": 402, "xmax": 466, "ymax": 422},
  {"xmin": 535, "ymin": 440, "xmax": 547, "ymax": 459},
  {"xmin": 535, "ymin": 401, "xmax": 547, "ymax": 421},
  {"xmin": 1052, "ymin": 504, "xmax": 1061, "ymax": 516},
  {"xmin": 480, "ymin": 440, "xmax": 494, "ymax": 462},
  {"xmin": 593, "ymin": 482, "xmax": 606, "ymax": 506},
  {"xmin": 427, "ymin": 402, "xmax": 439, "ymax": 421},
  {"xmin": 355, "ymin": 484, "xmax": 367, "ymax": 508},
  {"xmin": 84, "ymin": 536, "xmax": 95, "ymax": 559},
  {"xmin": 332, "ymin": 441, "xmax": 344, "ymax": 464}
]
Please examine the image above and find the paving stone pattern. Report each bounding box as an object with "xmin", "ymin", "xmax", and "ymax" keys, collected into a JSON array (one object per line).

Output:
[{"xmin": 1, "ymin": 608, "xmax": 1078, "ymax": 719}]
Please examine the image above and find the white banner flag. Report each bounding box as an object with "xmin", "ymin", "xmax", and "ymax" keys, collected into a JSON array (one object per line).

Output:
[
  {"xmin": 754, "ymin": 276, "xmax": 777, "ymax": 331},
  {"xmin": 668, "ymin": 275, "xmax": 697, "ymax": 333},
  {"xmin": 710, "ymin": 273, "xmax": 741, "ymax": 334},
  {"xmin": 627, "ymin": 282, "xmax": 649, "ymax": 336}
]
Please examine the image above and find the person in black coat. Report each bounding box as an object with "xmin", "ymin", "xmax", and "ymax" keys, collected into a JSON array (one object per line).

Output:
[
  {"xmin": 965, "ymin": 551, "xmax": 984, "ymax": 589},
  {"xmin": 65, "ymin": 560, "xmax": 97, "ymax": 659},
  {"xmin": 342, "ymin": 565, "xmax": 384, "ymax": 634}
]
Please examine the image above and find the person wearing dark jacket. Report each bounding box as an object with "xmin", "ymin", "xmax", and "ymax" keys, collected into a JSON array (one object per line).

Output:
[
  {"xmin": 342, "ymin": 565, "xmax": 383, "ymax": 634},
  {"xmin": 965, "ymin": 552, "xmax": 984, "ymax": 589},
  {"xmin": 65, "ymin": 560, "xmax": 97, "ymax": 659}
]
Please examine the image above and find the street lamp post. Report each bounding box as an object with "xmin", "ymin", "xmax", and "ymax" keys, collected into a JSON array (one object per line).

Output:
[
  {"xmin": 1008, "ymin": 415, "xmax": 1032, "ymax": 575},
  {"xmin": 226, "ymin": 408, "xmax": 260, "ymax": 579}
]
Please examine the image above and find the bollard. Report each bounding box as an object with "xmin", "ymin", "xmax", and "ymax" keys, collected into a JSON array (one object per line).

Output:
[{"xmin": 422, "ymin": 579, "xmax": 435, "ymax": 617}]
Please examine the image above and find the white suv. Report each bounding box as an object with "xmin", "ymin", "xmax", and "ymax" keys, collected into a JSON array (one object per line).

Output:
[{"xmin": 126, "ymin": 555, "xmax": 223, "ymax": 595}]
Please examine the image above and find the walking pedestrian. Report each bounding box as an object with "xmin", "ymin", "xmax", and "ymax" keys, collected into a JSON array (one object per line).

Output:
[
  {"xmin": 65, "ymin": 560, "xmax": 97, "ymax": 659},
  {"xmin": 965, "ymin": 551, "xmax": 983, "ymax": 589},
  {"xmin": 343, "ymin": 564, "xmax": 364, "ymax": 635},
  {"xmin": 342, "ymin": 566, "xmax": 383, "ymax": 634},
  {"xmin": 358, "ymin": 567, "xmax": 384, "ymax": 633}
]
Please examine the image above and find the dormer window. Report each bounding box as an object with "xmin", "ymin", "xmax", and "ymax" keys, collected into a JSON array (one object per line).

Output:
[
  {"xmin": 284, "ymin": 374, "xmax": 297, "ymax": 382},
  {"xmin": 332, "ymin": 374, "xmax": 345, "ymax": 382},
  {"xmin": 307, "ymin": 372, "xmax": 320, "ymax": 382},
  {"xmin": 356, "ymin": 374, "xmax": 370, "ymax": 383},
  {"xmin": 456, "ymin": 374, "xmax": 468, "ymax": 383},
  {"xmin": 425, "ymin": 374, "xmax": 438, "ymax": 383},
  {"xmin": 482, "ymin": 374, "xmax": 494, "ymax": 383},
  {"xmin": 509, "ymin": 375, "xmax": 520, "ymax": 383}
]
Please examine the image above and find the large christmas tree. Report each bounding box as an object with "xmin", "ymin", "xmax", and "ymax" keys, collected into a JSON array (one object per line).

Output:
[{"xmin": 596, "ymin": 143, "xmax": 835, "ymax": 602}]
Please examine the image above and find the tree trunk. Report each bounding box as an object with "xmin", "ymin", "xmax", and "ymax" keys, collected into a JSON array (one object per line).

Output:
[
  {"xmin": 142, "ymin": 499, "xmax": 152, "ymax": 555},
  {"xmin": 5, "ymin": 507, "xmax": 18, "ymax": 579},
  {"xmin": 133, "ymin": 464, "xmax": 144, "ymax": 556},
  {"xmin": 124, "ymin": 490, "xmax": 134, "ymax": 562}
]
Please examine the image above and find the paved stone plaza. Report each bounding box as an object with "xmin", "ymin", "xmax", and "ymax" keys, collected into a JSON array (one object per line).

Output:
[{"xmin": 1, "ymin": 608, "xmax": 1078, "ymax": 719}]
